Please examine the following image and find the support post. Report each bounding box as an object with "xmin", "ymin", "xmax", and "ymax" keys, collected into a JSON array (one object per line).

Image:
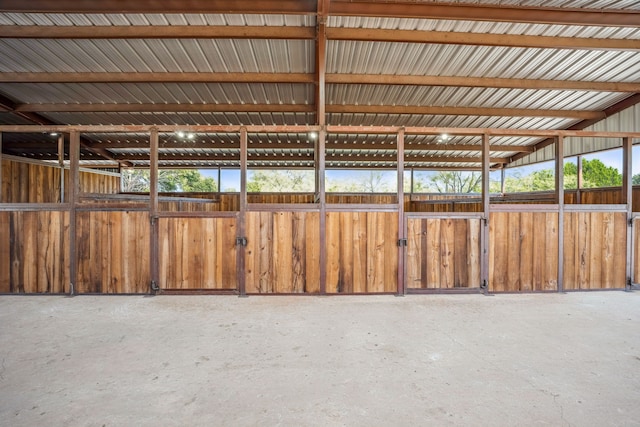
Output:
[
  {"xmin": 576, "ymin": 155, "xmax": 583, "ymax": 204},
  {"xmin": 0, "ymin": 132, "xmax": 3, "ymax": 202},
  {"xmin": 500, "ymin": 166, "xmax": 505, "ymax": 194},
  {"xmin": 58, "ymin": 134, "xmax": 65, "ymax": 202},
  {"xmin": 622, "ymin": 136, "xmax": 633, "ymax": 289},
  {"xmin": 318, "ymin": 126, "xmax": 327, "ymax": 294},
  {"xmin": 237, "ymin": 127, "xmax": 248, "ymax": 296},
  {"xmin": 481, "ymin": 133, "xmax": 490, "ymax": 293},
  {"xmin": 68, "ymin": 130, "xmax": 80, "ymax": 296},
  {"xmin": 396, "ymin": 128, "xmax": 405, "ymax": 296},
  {"xmin": 149, "ymin": 128, "xmax": 159, "ymax": 294},
  {"xmin": 556, "ymin": 136, "xmax": 565, "ymax": 292}
]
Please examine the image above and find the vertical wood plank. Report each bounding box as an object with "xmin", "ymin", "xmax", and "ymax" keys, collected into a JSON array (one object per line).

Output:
[
  {"xmin": 426, "ymin": 219, "xmax": 441, "ymax": 288},
  {"xmin": 453, "ymin": 219, "xmax": 468, "ymax": 287},
  {"xmin": 339, "ymin": 211, "xmax": 354, "ymax": 293},
  {"xmin": 519, "ymin": 212, "xmax": 534, "ymax": 291},
  {"xmin": 440, "ymin": 219, "xmax": 455, "ymax": 288},
  {"xmin": 468, "ymin": 219, "xmax": 481, "ymax": 287}
]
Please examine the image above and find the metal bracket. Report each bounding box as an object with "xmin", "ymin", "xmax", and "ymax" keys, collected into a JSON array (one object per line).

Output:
[
  {"xmin": 482, "ymin": 217, "xmax": 488, "ymax": 226},
  {"xmin": 150, "ymin": 280, "xmax": 159, "ymax": 293},
  {"xmin": 150, "ymin": 215, "xmax": 157, "ymax": 226},
  {"xmin": 236, "ymin": 237, "xmax": 248, "ymax": 247},
  {"xmin": 397, "ymin": 238, "xmax": 407, "ymax": 247},
  {"xmin": 481, "ymin": 279, "xmax": 488, "ymax": 289}
]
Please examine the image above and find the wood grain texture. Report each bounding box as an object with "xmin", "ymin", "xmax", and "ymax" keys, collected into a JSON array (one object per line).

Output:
[
  {"xmin": 326, "ymin": 212, "xmax": 398, "ymax": 293},
  {"xmin": 406, "ymin": 218, "xmax": 481, "ymax": 289},
  {"xmin": 489, "ymin": 212, "xmax": 558, "ymax": 292},
  {"xmin": 563, "ymin": 212, "xmax": 626, "ymax": 290},
  {"xmin": 0, "ymin": 211, "xmax": 69, "ymax": 293},
  {"xmin": 75, "ymin": 211, "xmax": 150, "ymax": 293},
  {"xmin": 159, "ymin": 217, "xmax": 237, "ymax": 290},
  {"xmin": 245, "ymin": 211, "xmax": 320, "ymax": 293}
]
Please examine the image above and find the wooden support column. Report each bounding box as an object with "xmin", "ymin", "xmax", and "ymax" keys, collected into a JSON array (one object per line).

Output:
[
  {"xmin": 500, "ymin": 167, "xmax": 505, "ymax": 194},
  {"xmin": 149, "ymin": 128, "xmax": 159, "ymax": 294},
  {"xmin": 481, "ymin": 133, "xmax": 490, "ymax": 292},
  {"xmin": 555, "ymin": 136, "xmax": 565, "ymax": 292},
  {"xmin": 623, "ymin": 136, "xmax": 633, "ymax": 288},
  {"xmin": 397, "ymin": 128, "xmax": 405, "ymax": 295},
  {"xmin": 0, "ymin": 132, "xmax": 3, "ymax": 202},
  {"xmin": 58, "ymin": 134, "xmax": 65, "ymax": 203},
  {"xmin": 576, "ymin": 155, "xmax": 583, "ymax": 204},
  {"xmin": 68, "ymin": 130, "xmax": 80, "ymax": 295},
  {"xmin": 315, "ymin": 10, "xmax": 327, "ymax": 126},
  {"xmin": 318, "ymin": 126, "xmax": 327, "ymax": 294},
  {"xmin": 238, "ymin": 127, "xmax": 248, "ymax": 296}
]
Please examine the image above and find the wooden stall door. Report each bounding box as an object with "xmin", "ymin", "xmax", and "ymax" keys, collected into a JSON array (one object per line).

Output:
[
  {"xmin": 245, "ymin": 211, "xmax": 320, "ymax": 294},
  {"xmin": 76, "ymin": 211, "xmax": 150, "ymax": 294},
  {"xmin": 326, "ymin": 211, "xmax": 398, "ymax": 293},
  {"xmin": 159, "ymin": 217, "xmax": 238, "ymax": 290},
  {"xmin": 489, "ymin": 212, "xmax": 559, "ymax": 292},
  {"xmin": 0, "ymin": 211, "xmax": 69, "ymax": 293},
  {"xmin": 406, "ymin": 217, "xmax": 481, "ymax": 290},
  {"xmin": 563, "ymin": 211, "xmax": 627, "ymax": 290}
]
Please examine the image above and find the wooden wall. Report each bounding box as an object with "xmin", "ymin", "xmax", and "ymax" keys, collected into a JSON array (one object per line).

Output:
[
  {"xmin": 76, "ymin": 211, "xmax": 150, "ymax": 293},
  {"xmin": 406, "ymin": 218, "xmax": 481, "ymax": 289},
  {"xmin": 0, "ymin": 210, "xmax": 69, "ymax": 293},
  {"xmin": 563, "ymin": 212, "xmax": 627, "ymax": 290},
  {"xmin": 326, "ymin": 211, "xmax": 398, "ymax": 293},
  {"xmin": 159, "ymin": 217, "xmax": 238, "ymax": 290},
  {"xmin": 1, "ymin": 160, "xmax": 62, "ymax": 203},
  {"xmin": 489, "ymin": 212, "xmax": 559, "ymax": 292},
  {"xmin": 245, "ymin": 211, "xmax": 320, "ymax": 293}
]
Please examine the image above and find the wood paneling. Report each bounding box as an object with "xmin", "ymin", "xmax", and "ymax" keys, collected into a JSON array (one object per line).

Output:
[
  {"xmin": 248, "ymin": 193, "xmax": 315, "ymax": 204},
  {"xmin": 563, "ymin": 212, "xmax": 627, "ymax": 290},
  {"xmin": 0, "ymin": 211, "xmax": 69, "ymax": 293},
  {"xmin": 406, "ymin": 218, "xmax": 481, "ymax": 289},
  {"xmin": 159, "ymin": 217, "xmax": 237, "ymax": 290},
  {"xmin": 245, "ymin": 211, "xmax": 320, "ymax": 293},
  {"xmin": 489, "ymin": 212, "xmax": 558, "ymax": 292},
  {"xmin": 76, "ymin": 211, "xmax": 150, "ymax": 293},
  {"xmin": 327, "ymin": 194, "xmax": 396, "ymax": 204},
  {"xmin": 1, "ymin": 160, "xmax": 61, "ymax": 203},
  {"xmin": 326, "ymin": 211, "xmax": 397, "ymax": 293}
]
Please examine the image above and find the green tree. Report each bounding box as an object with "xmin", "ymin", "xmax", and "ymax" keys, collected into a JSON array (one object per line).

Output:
[
  {"xmin": 247, "ymin": 170, "xmax": 314, "ymax": 192},
  {"xmin": 429, "ymin": 171, "xmax": 482, "ymax": 193},
  {"xmin": 633, "ymin": 174, "xmax": 640, "ymax": 185},
  {"xmin": 581, "ymin": 158, "xmax": 622, "ymax": 188},
  {"xmin": 120, "ymin": 169, "xmax": 217, "ymax": 192}
]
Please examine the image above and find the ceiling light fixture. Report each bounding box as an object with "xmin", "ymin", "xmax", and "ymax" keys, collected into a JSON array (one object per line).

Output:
[{"xmin": 309, "ymin": 132, "xmax": 318, "ymax": 140}]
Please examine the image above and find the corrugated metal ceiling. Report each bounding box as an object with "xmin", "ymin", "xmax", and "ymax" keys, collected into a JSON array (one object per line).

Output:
[{"xmin": 0, "ymin": 4, "xmax": 638, "ymax": 169}]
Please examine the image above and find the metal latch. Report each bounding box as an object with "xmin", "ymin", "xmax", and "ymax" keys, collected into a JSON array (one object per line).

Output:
[
  {"xmin": 236, "ymin": 237, "xmax": 248, "ymax": 247},
  {"xmin": 397, "ymin": 238, "xmax": 407, "ymax": 247}
]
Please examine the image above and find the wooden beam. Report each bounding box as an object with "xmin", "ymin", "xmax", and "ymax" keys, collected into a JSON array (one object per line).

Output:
[
  {"xmin": 78, "ymin": 139, "xmax": 532, "ymax": 152},
  {"xmin": 15, "ymin": 102, "xmax": 603, "ymax": 119},
  {"xmin": 16, "ymin": 103, "xmax": 315, "ymax": 113},
  {"xmin": 480, "ymin": 133, "xmax": 490, "ymax": 293},
  {"xmin": 327, "ymin": 104, "xmax": 603, "ymax": 120},
  {"xmin": 0, "ymin": 72, "xmax": 314, "ymax": 84},
  {"xmin": 115, "ymin": 151, "xmax": 507, "ymax": 163},
  {"xmin": 329, "ymin": 0, "xmax": 640, "ymax": 27},
  {"xmin": 327, "ymin": 74, "xmax": 640, "ymax": 93},
  {"xmin": 0, "ymin": 25, "xmax": 315, "ymax": 39},
  {"xmin": 0, "ymin": 0, "xmax": 317, "ymax": 14},
  {"xmin": 327, "ymin": 27, "xmax": 640, "ymax": 51},
  {"xmin": 3, "ymin": 71, "xmax": 637, "ymax": 93}
]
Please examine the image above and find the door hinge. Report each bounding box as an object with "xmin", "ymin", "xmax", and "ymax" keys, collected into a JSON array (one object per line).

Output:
[
  {"xmin": 397, "ymin": 238, "xmax": 407, "ymax": 247},
  {"xmin": 236, "ymin": 237, "xmax": 248, "ymax": 247}
]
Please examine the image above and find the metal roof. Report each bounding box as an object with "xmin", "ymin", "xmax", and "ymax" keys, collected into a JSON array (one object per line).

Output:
[{"xmin": 0, "ymin": 1, "xmax": 638, "ymax": 169}]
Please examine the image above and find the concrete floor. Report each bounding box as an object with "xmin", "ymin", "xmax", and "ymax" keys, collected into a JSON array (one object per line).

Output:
[{"xmin": 0, "ymin": 293, "xmax": 639, "ymax": 427}]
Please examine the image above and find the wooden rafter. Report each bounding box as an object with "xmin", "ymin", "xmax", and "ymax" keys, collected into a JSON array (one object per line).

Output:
[
  {"xmin": 2, "ymin": 72, "xmax": 637, "ymax": 93},
  {"xmin": 329, "ymin": 0, "xmax": 640, "ymax": 27},
  {"xmin": 2, "ymin": 25, "xmax": 637, "ymax": 52},
  {"xmin": 12, "ymin": 102, "xmax": 603, "ymax": 119},
  {"xmin": 0, "ymin": 0, "xmax": 317, "ymax": 14}
]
